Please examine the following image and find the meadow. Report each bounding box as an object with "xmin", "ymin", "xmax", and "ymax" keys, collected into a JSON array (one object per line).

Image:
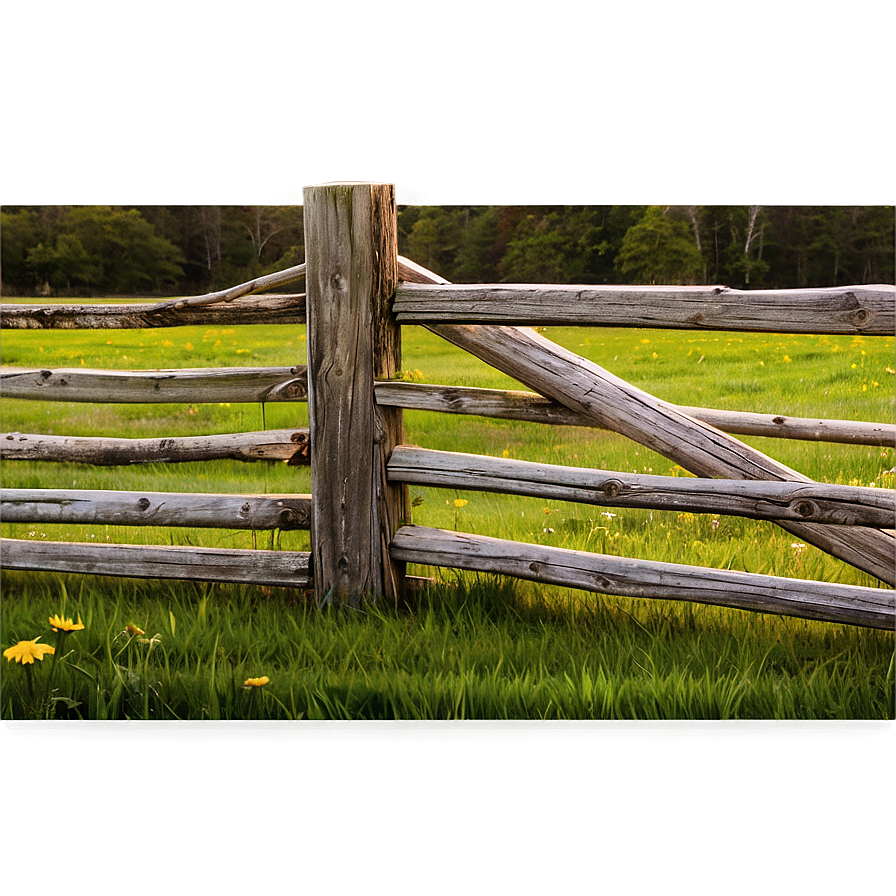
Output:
[{"xmin": 1, "ymin": 312, "xmax": 894, "ymax": 719}]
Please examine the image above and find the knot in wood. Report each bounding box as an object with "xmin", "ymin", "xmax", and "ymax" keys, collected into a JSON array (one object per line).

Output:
[
  {"xmin": 137, "ymin": 497, "xmax": 151, "ymax": 511},
  {"xmin": 278, "ymin": 508, "xmax": 298, "ymax": 527},
  {"xmin": 602, "ymin": 479, "xmax": 623, "ymax": 499},
  {"xmin": 40, "ymin": 369, "xmax": 52, "ymax": 380},
  {"xmin": 241, "ymin": 502, "xmax": 252, "ymax": 514},
  {"xmin": 852, "ymin": 307, "xmax": 873, "ymax": 326},
  {"xmin": 795, "ymin": 500, "xmax": 816, "ymax": 518}
]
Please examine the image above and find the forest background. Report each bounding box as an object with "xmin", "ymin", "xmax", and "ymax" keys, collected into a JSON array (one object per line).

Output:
[{"xmin": 1, "ymin": 204, "xmax": 893, "ymax": 297}]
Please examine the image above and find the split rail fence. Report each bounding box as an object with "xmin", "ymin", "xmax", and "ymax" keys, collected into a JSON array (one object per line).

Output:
[{"xmin": 1, "ymin": 183, "xmax": 894, "ymax": 630}]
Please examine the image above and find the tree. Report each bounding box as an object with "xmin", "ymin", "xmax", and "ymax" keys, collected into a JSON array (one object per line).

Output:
[{"xmin": 614, "ymin": 206, "xmax": 704, "ymax": 284}]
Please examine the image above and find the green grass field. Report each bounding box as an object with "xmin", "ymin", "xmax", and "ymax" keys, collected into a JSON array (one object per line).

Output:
[{"xmin": 1, "ymin": 312, "xmax": 894, "ymax": 719}]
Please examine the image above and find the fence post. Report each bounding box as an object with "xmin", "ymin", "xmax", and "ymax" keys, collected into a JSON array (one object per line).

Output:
[{"xmin": 303, "ymin": 182, "xmax": 408, "ymax": 607}]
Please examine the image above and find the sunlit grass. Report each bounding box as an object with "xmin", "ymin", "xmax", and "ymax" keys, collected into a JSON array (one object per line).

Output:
[{"xmin": 1, "ymin": 311, "xmax": 893, "ymax": 718}]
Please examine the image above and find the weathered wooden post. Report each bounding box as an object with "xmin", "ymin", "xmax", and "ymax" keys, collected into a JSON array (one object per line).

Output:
[{"xmin": 303, "ymin": 182, "xmax": 408, "ymax": 606}]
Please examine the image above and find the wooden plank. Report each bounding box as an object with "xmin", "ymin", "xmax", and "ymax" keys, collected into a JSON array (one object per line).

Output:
[
  {"xmin": 0, "ymin": 294, "xmax": 306, "ymax": 329},
  {"xmin": 0, "ymin": 538, "xmax": 312, "ymax": 587},
  {"xmin": 0, "ymin": 366, "xmax": 307, "ymax": 403},
  {"xmin": 390, "ymin": 526, "xmax": 895, "ymax": 630},
  {"xmin": 388, "ymin": 447, "xmax": 896, "ymax": 527},
  {"xmin": 373, "ymin": 381, "xmax": 895, "ymax": 447},
  {"xmin": 304, "ymin": 182, "xmax": 408, "ymax": 607},
  {"xmin": 0, "ymin": 429, "xmax": 310, "ymax": 465},
  {"xmin": 151, "ymin": 264, "xmax": 306, "ymax": 311},
  {"xmin": 398, "ymin": 260, "xmax": 896, "ymax": 584},
  {"xmin": 1, "ymin": 489, "xmax": 312, "ymax": 530},
  {"xmin": 393, "ymin": 282, "xmax": 896, "ymax": 335}
]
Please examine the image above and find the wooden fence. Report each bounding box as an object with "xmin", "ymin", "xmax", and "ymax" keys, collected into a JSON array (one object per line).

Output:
[{"xmin": 1, "ymin": 183, "xmax": 894, "ymax": 630}]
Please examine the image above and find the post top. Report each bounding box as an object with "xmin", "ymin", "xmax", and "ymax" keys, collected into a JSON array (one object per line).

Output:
[{"xmin": 305, "ymin": 181, "xmax": 394, "ymax": 188}]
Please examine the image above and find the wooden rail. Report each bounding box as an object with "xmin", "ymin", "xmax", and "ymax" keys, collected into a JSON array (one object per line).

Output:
[
  {"xmin": 0, "ymin": 294, "xmax": 305, "ymax": 329},
  {"xmin": 390, "ymin": 527, "xmax": 895, "ymax": 630},
  {"xmin": 0, "ymin": 366, "xmax": 307, "ymax": 403},
  {"xmin": 374, "ymin": 382, "xmax": 895, "ymax": 447},
  {"xmin": 1, "ymin": 489, "xmax": 312, "ymax": 530},
  {"xmin": 0, "ymin": 429, "xmax": 310, "ymax": 465},
  {"xmin": 387, "ymin": 447, "xmax": 896, "ymax": 528},
  {"xmin": 0, "ymin": 538, "xmax": 312, "ymax": 587},
  {"xmin": 393, "ymin": 282, "xmax": 896, "ymax": 335}
]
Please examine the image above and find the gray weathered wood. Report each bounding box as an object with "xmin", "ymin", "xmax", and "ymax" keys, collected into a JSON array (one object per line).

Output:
[
  {"xmin": 373, "ymin": 381, "xmax": 895, "ymax": 447},
  {"xmin": 0, "ymin": 429, "xmax": 310, "ymax": 465},
  {"xmin": 399, "ymin": 260, "xmax": 896, "ymax": 584},
  {"xmin": 393, "ymin": 282, "xmax": 896, "ymax": 335},
  {"xmin": 387, "ymin": 447, "xmax": 895, "ymax": 527},
  {"xmin": 0, "ymin": 366, "xmax": 307, "ymax": 403},
  {"xmin": 0, "ymin": 294, "xmax": 306, "ymax": 329},
  {"xmin": 304, "ymin": 182, "xmax": 408, "ymax": 607},
  {"xmin": 1, "ymin": 489, "xmax": 312, "ymax": 529},
  {"xmin": 0, "ymin": 538, "xmax": 312, "ymax": 587},
  {"xmin": 152, "ymin": 263, "xmax": 306, "ymax": 311},
  {"xmin": 390, "ymin": 526, "xmax": 895, "ymax": 630}
]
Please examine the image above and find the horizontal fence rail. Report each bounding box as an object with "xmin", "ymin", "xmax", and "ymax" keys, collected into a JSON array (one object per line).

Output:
[
  {"xmin": 373, "ymin": 381, "xmax": 896, "ymax": 447},
  {"xmin": 388, "ymin": 447, "xmax": 896, "ymax": 528},
  {"xmin": 390, "ymin": 526, "xmax": 895, "ymax": 629},
  {"xmin": 0, "ymin": 539, "xmax": 312, "ymax": 587},
  {"xmin": 0, "ymin": 429, "xmax": 310, "ymax": 465},
  {"xmin": 0, "ymin": 294, "xmax": 306, "ymax": 329},
  {"xmin": 0, "ymin": 366, "xmax": 307, "ymax": 403},
  {"xmin": 0, "ymin": 263, "xmax": 308, "ymax": 329},
  {"xmin": 1, "ymin": 489, "xmax": 312, "ymax": 530},
  {"xmin": 393, "ymin": 283, "xmax": 896, "ymax": 335}
]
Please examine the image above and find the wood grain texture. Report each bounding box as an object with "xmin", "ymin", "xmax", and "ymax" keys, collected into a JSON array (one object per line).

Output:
[
  {"xmin": 394, "ymin": 282, "xmax": 896, "ymax": 335},
  {"xmin": 388, "ymin": 447, "xmax": 895, "ymax": 527},
  {"xmin": 398, "ymin": 259, "xmax": 895, "ymax": 584},
  {"xmin": 390, "ymin": 526, "xmax": 895, "ymax": 629},
  {"xmin": 0, "ymin": 294, "xmax": 306, "ymax": 329},
  {"xmin": 1, "ymin": 488, "xmax": 311, "ymax": 530},
  {"xmin": 0, "ymin": 429, "xmax": 310, "ymax": 465},
  {"xmin": 0, "ymin": 538, "xmax": 312, "ymax": 587},
  {"xmin": 304, "ymin": 182, "xmax": 407, "ymax": 606},
  {"xmin": 0, "ymin": 366, "xmax": 307, "ymax": 403},
  {"xmin": 373, "ymin": 381, "xmax": 895, "ymax": 447}
]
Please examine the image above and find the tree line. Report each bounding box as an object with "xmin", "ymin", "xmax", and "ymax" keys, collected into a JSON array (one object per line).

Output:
[{"xmin": 1, "ymin": 204, "xmax": 892, "ymax": 297}]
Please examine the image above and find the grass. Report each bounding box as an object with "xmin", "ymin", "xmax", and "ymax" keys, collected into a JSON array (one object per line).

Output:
[{"xmin": 1, "ymin": 310, "xmax": 894, "ymax": 719}]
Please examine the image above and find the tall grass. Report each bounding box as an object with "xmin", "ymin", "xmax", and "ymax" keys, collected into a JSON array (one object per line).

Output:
[{"xmin": 1, "ymin": 313, "xmax": 893, "ymax": 718}]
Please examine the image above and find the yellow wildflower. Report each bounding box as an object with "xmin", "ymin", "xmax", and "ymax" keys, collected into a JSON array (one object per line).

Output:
[
  {"xmin": 126, "ymin": 624, "xmax": 145, "ymax": 637},
  {"xmin": 4, "ymin": 638, "xmax": 55, "ymax": 664},
  {"xmin": 49, "ymin": 614, "xmax": 85, "ymax": 633},
  {"xmin": 453, "ymin": 499, "xmax": 468, "ymax": 508},
  {"xmin": 243, "ymin": 676, "xmax": 270, "ymax": 688}
]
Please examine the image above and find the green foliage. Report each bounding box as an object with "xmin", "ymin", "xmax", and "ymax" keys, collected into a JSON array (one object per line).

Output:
[
  {"xmin": 615, "ymin": 206, "xmax": 704, "ymax": 284},
  {"xmin": 498, "ymin": 207, "xmax": 608, "ymax": 283},
  {"xmin": 3, "ymin": 204, "xmax": 892, "ymax": 297}
]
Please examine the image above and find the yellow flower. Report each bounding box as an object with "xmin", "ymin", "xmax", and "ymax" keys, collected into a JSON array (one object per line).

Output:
[
  {"xmin": 243, "ymin": 676, "xmax": 270, "ymax": 688},
  {"xmin": 782, "ymin": 355, "xmax": 792, "ymax": 363},
  {"xmin": 453, "ymin": 499, "xmax": 468, "ymax": 508},
  {"xmin": 126, "ymin": 624, "xmax": 145, "ymax": 636},
  {"xmin": 49, "ymin": 614, "xmax": 85, "ymax": 633},
  {"xmin": 4, "ymin": 638, "xmax": 55, "ymax": 664}
]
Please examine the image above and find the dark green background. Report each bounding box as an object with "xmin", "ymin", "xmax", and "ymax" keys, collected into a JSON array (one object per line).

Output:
[{"xmin": 0, "ymin": 0, "xmax": 894, "ymax": 894}]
